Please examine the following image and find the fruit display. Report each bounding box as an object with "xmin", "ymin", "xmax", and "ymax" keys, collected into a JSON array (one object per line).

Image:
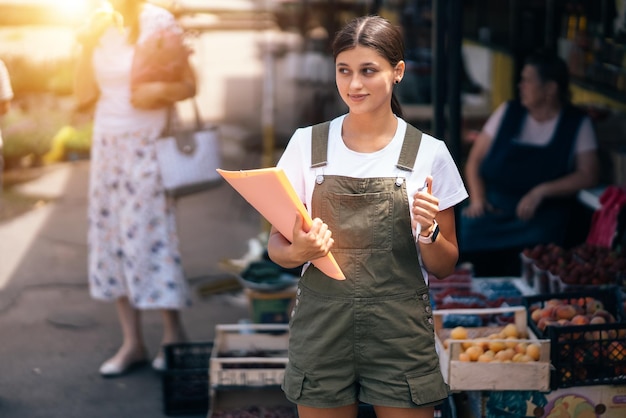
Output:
[
  {"xmin": 434, "ymin": 307, "xmax": 551, "ymax": 391},
  {"xmin": 523, "ymin": 290, "xmax": 626, "ymax": 388},
  {"xmin": 522, "ymin": 243, "xmax": 626, "ymax": 289},
  {"xmin": 527, "ymin": 295, "xmax": 619, "ymax": 334},
  {"xmin": 443, "ymin": 323, "xmax": 543, "ymax": 363}
]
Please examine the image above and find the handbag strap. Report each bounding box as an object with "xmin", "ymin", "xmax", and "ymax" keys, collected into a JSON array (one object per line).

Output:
[
  {"xmin": 162, "ymin": 98, "xmax": 203, "ymax": 136},
  {"xmin": 161, "ymin": 99, "xmax": 209, "ymax": 155}
]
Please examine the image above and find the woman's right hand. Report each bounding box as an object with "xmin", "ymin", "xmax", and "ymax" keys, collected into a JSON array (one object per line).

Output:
[
  {"xmin": 289, "ymin": 214, "xmax": 334, "ymax": 263},
  {"xmin": 462, "ymin": 199, "xmax": 491, "ymax": 218}
]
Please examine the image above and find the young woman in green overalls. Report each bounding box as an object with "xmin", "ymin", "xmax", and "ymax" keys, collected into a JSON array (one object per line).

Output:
[{"xmin": 268, "ymin": 16, "xmax": 469, "ymax": 418}]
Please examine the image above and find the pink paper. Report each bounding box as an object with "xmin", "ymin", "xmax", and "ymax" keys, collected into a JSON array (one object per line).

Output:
[{"xmin": 217, "ymin": 168, "xmax": 345, "ymax": 280}]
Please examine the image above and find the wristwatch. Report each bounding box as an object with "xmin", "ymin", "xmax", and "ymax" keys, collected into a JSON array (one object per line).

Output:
[{"xmin": 418, "ymin": 220, "xmax": 439, "ymax": 244}]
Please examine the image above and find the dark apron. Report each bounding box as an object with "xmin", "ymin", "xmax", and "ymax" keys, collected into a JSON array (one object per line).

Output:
[
  {"xmin": 283, "ymin": 121, "xmax": 449, "ymax": 408},
  {"xmin": 460, "ymin": 101, "xmax": 583, "ymax": 252}
]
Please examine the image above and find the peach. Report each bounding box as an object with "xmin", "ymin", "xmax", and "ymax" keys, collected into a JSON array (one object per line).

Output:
[
  {"xmin": 592, "ymin": 309, "xmax": 615, "ymax": 323},
  {"xmin": 555, "ymin": 304, "xmax": 577, "ymax": 320},
  {"xmin": 589, "ymin": 316, "xmax": 606, "ymax": 325},
  {"xmin": 450, "ymin": 326, "xmax": 468, "ymax": 340},
  {"xmin": 514, "ymin": 342, "xmax": 529, "ymax": 354},
  {"xmin": 526, "ymin": 343, "xmax": 541, "ymax": 361},
  {"xmin": 585, "ymin": 298, "xmax": 604, "ymax": 314},
  {"xmin": 477, "ymin": 354, "xmax": 493, "ymax": 363},
  {"xmin": 531, "ymin": 308, "xmax": 543, "ymax": 323},
  {"xmin": 570, "ymin": 315, "xmax": 590, "ymax": 326},
  {"xmin": 488, "ymin": 340, "xmax": 507, "ymax": 353},
  {"xmin": 537, "ymin": 317, "xmax": 556, "ymax": 331},
  {"xmin": 502, "ymin": 323, "xmax": 519, "ymax": 338},
  {"xmin": 495, "ymin": 348, "xmax": 515, "ymax": 362},
  {"xmin": 465, "ymin": 346, "xmax": 483, "ymax": 361}
]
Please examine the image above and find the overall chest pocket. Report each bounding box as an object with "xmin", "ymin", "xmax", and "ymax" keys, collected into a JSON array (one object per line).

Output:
[{"xmin": 321, "ymin": 191, "xmax": 394, "ymax": 252}]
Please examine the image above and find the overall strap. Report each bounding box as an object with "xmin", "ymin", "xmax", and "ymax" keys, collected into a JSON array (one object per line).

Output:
[
  {"xmin": 396, "ymin": 124, "xmax": 423, "ymax": 172},
  {"xmin": 311, "ymin": 121, "xmax": 331, "ymax": 168},
  {"xmin": 310, "ymin": 121, "xmax": 422, "ymax": 171}
]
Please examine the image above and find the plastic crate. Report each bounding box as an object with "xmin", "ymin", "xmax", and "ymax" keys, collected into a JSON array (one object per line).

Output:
[
  {"xmin": 545, "ymin": 322, "xmax": 626, "ymax": 389},
  {"xmin": 522, "ymin": 289, "xmax": 626, "ymax": 389},
  {"xmin": 162, "ymin": 342, "xmax": 213, "ymax": 416}
]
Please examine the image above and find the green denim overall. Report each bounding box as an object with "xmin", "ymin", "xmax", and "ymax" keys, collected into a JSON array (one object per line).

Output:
[{"xmin": 282, "ymin": 121, "xmax": 450, "ymax": 409}]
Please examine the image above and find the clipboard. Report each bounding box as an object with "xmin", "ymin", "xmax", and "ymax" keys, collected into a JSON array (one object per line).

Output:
[{"xmin": 217, "ymin": 167, "xmax": 346, "ymax": 280}]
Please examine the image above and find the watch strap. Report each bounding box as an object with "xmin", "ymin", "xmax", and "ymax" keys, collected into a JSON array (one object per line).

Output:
[{"xmin": 418, "ymin": 220, "xmax": 439, "ymax": 244}]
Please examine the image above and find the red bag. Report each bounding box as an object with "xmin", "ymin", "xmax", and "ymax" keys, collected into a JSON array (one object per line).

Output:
[
  {"xmin": 130, "ymin": 29, "xmax": 190, "ymax": 88},
  {"xmin": 586, "ymin": 186, "xmax": 626, "ymax": 248}
]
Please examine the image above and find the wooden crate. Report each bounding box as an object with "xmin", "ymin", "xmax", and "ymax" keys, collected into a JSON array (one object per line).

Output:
[
  {"xmin": 207, "ymin": 386, "xmax": 296, "ymax": 418},
  {"xmin": 210, "ymin": 323, "xmax": 289, "ymax": 388},
  {"xmin": 434, "ymin": 306, "xmax": 551, "ymax": 392}
]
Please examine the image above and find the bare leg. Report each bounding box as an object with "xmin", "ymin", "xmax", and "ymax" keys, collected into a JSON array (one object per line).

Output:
[
  {"xmin": 151, "ymin": 309, "xmax": 188, "ymax": 370},
  {"xmin": 99, "ymin": 297, "xmax": 148, "ymax": 375},
  {"xmin": 374, "ymin": 405, "xmax": 435, "ymax": 418},
  {"xmin": 297, "ymin": 403, "xmax": 358, "ymax": 418},
  {"xmin": 160, "ymin": 309, "xmax": 188, "ymax": 345}
]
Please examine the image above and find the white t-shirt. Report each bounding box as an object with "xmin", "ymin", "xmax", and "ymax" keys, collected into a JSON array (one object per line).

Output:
[
  {"xmin": 92, "ymin": 4, "xmax": 181, "ymax": 135},
  {"xmin": 277, "ymin": 115, "xmax": 468, "ymax": 281},
  {"xmin": 277, "ymin": 114, "xmax": 469, "ymax": 229},
  {"xmin": 0, "ymin": 59, "xmax": 13, "ymax": 145},
  {"xmin": 482, "ymin": 102, "xmax": 598, "ymax": 153}
]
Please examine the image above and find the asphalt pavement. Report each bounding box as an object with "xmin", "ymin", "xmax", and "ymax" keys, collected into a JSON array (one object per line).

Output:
[{"xmin": 0, "ymin": 140, "xmax": 266, "ymax": 417}]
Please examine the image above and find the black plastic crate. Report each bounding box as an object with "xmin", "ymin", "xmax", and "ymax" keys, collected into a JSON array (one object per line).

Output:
[
  {"xmin": 544, "ymin": 321, "xmax": 626, "ymax": 389},
  {"xmin": 162, "ymin": 342, "xmax": 213, "ymax": 416},
  {"xmin": 522, "ymin": 288, "xmax": 626, "ymax": 389}
]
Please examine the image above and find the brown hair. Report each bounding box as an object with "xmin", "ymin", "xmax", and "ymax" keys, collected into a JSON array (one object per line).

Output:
[{"xmin": 332, "ymin": 15, "xmax": 405, "ymax": 118}]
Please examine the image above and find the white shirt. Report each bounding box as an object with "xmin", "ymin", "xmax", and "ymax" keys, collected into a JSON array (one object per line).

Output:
[
  {"xmin": 92, "ymin": 4, "xmax": 181, "ymax": 135},
  {"xmin": 278, "ymin": 115, "xmax": 468, "ymax": 215},
  {"xmin": 0, "ymin": 59, "xmax": 14, "ymax": 145},
  {"xmin": 277, "ymin": 115, "xmax": 468, "ymax": 281},
  {"xmin": 482, "ymin": 102, "xmax": 598, "ymax": 153}
]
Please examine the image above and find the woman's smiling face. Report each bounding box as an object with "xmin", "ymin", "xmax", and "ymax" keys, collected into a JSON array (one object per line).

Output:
[{"xmin": 335, "ymin": 45, "xmax": 402, "ymax": 115}]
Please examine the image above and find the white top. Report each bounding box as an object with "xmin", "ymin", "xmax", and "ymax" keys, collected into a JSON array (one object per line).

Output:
[
  {"xmin": 278, "ymin": 115, "xmax": 468, "ymax": 214},
  {"xmin": 482, "ymin": 102, "xmax": 598, "ymax": 153},
  {"xmin": 0, "ymin": 59, "xmax": 13, "ymax": 145},
  {"xmin": 277, "ymin": 115, "xmax": 468, "ymax": 281},
  {"xmin": 0, "ymin": 60, "xmax": 12, "ymax": 102},
  {"xmin": 92, "ymin": 4, "xmax": 181, "ymax": 134}
]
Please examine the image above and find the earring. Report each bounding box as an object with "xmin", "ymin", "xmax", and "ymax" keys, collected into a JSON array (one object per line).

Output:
[{"xmin": 394, "ymin": 80, "xmax": 399, "ymax": 84}]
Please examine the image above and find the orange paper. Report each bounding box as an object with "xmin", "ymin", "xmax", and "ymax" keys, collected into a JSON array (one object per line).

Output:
[{"xmin": 217, "ymin": 167, "xmax": 346, "ymax": 280}]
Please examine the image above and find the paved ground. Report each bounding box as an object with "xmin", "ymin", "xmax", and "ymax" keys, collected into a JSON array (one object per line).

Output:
[{"xmin": 0, "ymin": 144, "xmax": 269, "ymax": 418}]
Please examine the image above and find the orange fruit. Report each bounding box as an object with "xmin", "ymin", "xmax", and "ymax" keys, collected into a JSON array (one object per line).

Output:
[
  {"xmin": 465, "ymin": 345, "xmax": 483, "ymax": 361},
  {"xmin": 502, "ymin": 323, "xmax": 519, "ymax": 338},
  {"xmin": 450, "ymin": 326, "xmax": 468, "ymax": 340},
  {"xmin": 526, "ymin": 343, "xmax": 541, "ymax": 361}
]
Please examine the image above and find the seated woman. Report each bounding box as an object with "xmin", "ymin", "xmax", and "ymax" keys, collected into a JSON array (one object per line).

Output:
[{"xmin": 459, "ymin": 50, "xmax": 599, "ymax": 277}]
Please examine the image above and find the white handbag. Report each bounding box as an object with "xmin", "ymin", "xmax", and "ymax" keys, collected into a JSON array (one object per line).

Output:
[{"xmin": 156, "ymin": 100, "xmax": 222, "ymax": 197}]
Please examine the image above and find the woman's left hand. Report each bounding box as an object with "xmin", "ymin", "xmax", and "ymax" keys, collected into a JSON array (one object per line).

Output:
[
  {"xmin": 412, "ymin": 180, "xmax": 440, "ymax": 235},
  {"xmin": 130, "ymin": 82, "xmax": 170, "ymax": 109},
  {"xmin": 516, "ymin": 188, "xmax": 543, "ymax": 220}
]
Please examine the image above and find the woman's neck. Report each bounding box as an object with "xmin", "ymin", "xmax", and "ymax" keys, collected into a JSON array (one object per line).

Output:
[
  {"xmin": 527, "ymin": 102, "xmax": 562, "ymax": 122},
  {"xmin": 342, "ymin": 112, "xmax": 398, "ymax": 153}
]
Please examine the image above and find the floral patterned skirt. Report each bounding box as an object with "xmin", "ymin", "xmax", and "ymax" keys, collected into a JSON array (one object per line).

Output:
[{"xmin": 87, "ymin": 128, "xmax": 190, "ymax": 309}]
